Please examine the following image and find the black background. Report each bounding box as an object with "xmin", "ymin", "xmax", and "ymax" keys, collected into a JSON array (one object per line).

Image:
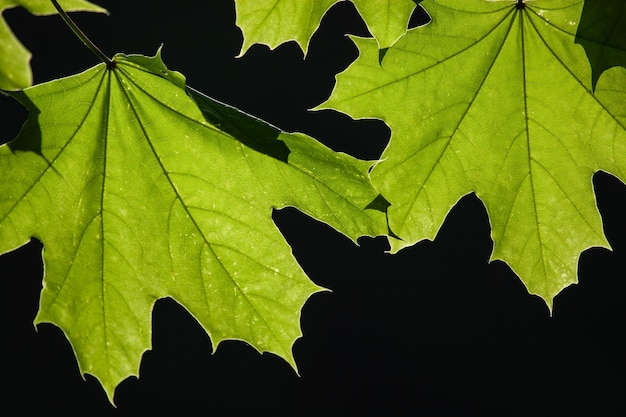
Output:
[{"xmin": 2, "ymin": 1, "xmax": 625, "ymax": 415}]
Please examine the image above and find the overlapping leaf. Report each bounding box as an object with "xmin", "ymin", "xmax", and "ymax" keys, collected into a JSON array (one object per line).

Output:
[
  {"xmin": 575, "ymin": 0, "xmax": 626, "ymax": 87},
  {"xmin": 234, "ymin": 0, "xmax": 418, "ymax": 55},
  {"xmin": 322, "ymin": 0, "xmax": 626, "ymax": 307},
  {"xmin": 0, "ymin": 50, "xmax": 387, "ymax": 401},
  {"xmin": 0, "ymin": 0, "xmax": 106, "ymax": 90}
]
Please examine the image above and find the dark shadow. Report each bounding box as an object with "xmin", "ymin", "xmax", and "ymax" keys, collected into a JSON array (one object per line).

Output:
[
  {"xmin": 365, "ymin": 193, "xmax": 400, "ymax": 239},
  {"xmin": 593, "ymin": 171, "xmax": 626, "ymax": 251},
  {"xmin": 575, "ymin": 0, "xmax": 626, "ymax": 89},
  {"xmin": 0, "ymin": 92, "xmax": 27, "ymax": 146},
  {"xmin": 364, "ymin": 193, "xmax": 391, "ymax": 213},
  {"xmin": 5, "ymin": 91, "xmax": 42, "ymax": 155},
  {"xmin": 408, "ymin": 1, "xmax": 432, "ymax": 30},
  {"xmin": 186, "ymin": 86, "xmax": 290, "ymax": 163},
  {"xmin": 378, "ymin": 48, "xmax": 388, "ymax": 64}
]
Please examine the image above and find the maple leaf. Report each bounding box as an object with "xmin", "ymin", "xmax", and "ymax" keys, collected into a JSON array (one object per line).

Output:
[
  {"xmin": 0, "ymin": 0, "xmax": 106, "ymax": 90},
  {"xmin": 0, "ymin": 49, "xmax": 387, "ymax": 401},
  {"xmin": 321, "ymin": 0, "xmax": 626, "ymax": 307},
  {"xmin": 234, "ymin": 0, "xmax": 418, "ymax": 55}
]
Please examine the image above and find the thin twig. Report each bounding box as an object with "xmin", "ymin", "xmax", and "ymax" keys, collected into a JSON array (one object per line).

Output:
[{"xmin": 50, "ymin": 0, "xmax": 115, "ymax": 69}]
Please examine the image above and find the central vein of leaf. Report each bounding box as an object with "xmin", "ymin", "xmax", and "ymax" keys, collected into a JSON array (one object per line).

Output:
[
  {"xmin": 100, "ymin": 67, "xmax": 112, "ymax": 352},
  {"xmin": 518, "ymin": 4, "xmax": 549, "ymax": 294}
]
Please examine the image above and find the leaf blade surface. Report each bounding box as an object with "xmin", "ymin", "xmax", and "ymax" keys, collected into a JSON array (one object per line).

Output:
[
  {"xmin": 0, "ymin": 50, "xmax": 387, "ymax": 401},
  {"xmin": 234, "ymin": 0, "xmax": 418, "ymax": 54},
  {"xmin": 322, "ymin": 0, "xmax": 626, "ymax": 306}
]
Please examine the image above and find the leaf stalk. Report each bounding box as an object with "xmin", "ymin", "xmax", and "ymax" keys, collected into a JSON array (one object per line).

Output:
[{"xmin": 50, "ymin": 0, "xmax": 115, "ymax": 69}]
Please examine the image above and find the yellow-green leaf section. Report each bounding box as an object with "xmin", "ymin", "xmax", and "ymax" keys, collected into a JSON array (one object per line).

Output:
[
  {"xmin": 322, "ymin": 0, "xmax": 626, "ymax": 308},
  {"xmin": 235, "ymin": 0, "xmax": 418, "ymax": 55},
  {"xmin": 0, "ymin": 50, "xmax": 387, "ymax": 402}
]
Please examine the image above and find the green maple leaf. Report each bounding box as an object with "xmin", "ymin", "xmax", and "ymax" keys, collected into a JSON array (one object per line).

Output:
[
  {"xmin": 0, "ymin": 49, "xmax": 387, "ymax": 401},
  {"xmin": 322, "ymin": 0, "xmax": 626, "ymax": 307},
  {"xmin": 235, "ymin": 0, "xmax": 418, "ymax": 55},
  {"xmin": 0, "ymin": 0, "xmax": 106, "ymax": 90}
]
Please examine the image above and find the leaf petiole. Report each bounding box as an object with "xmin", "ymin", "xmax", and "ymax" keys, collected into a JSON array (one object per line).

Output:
[{"xmin": 50, "ymin": 0, "xmax": 115, "ymax": 69}]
